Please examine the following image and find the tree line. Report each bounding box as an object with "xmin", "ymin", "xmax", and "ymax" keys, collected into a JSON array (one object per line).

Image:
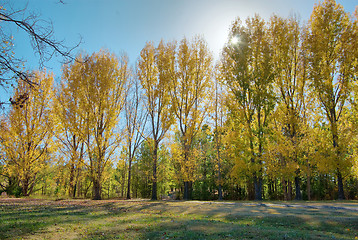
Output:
[{"xmin": 1, "ymin": 0, "xmax": 357, "ymax": 200}]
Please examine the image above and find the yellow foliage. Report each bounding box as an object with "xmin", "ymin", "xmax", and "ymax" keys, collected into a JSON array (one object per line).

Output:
[
  {"xmin": 171, "ymin": 37, "xmax": 213, "ymax": 183},
  {"xmin": 0, "ymin": 71, "xmax": 54, "ymax": 196},
  {"xmin": 58, "ymin": 50, "xmax": 128, "ymax": 199}
]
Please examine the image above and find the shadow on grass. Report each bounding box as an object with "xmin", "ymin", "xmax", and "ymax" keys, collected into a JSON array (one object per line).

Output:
[
  {"xmin": 80, "ymin": 216, "xmax": 352, "ymax": 240},
  {"xmin": 0, "ymin": 199, "xmax": 357, "ymax": 240},
  {"xmin": 0, "ymin": 201, "xmax": 131, "ymax": 239},
  {"xmin": 82, "ymin": 202, "xmax": 357, "ymax": 240}
]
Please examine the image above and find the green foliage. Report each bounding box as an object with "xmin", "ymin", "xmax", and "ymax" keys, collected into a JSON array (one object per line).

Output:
[
  {"xmin": 131, "ymin": 140, "xmax": 174, "ymax": 199},
  {"xmin": 134, "ymin": 140, "xmax": 153, "ymax": 198},
  {"xmin": 4, "ymin": 177, "xmax": 22, "ymax": 197}
]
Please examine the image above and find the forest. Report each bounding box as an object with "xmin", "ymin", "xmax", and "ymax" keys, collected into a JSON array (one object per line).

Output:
[{"xmin": 0, "ymin": 0, "xmax": 358, "ymax": 201}]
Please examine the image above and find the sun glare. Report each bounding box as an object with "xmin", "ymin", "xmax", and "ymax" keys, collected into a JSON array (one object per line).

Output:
[{"xmin": 230, "ymin": 36, "xmax": 240, "ymax": 45}]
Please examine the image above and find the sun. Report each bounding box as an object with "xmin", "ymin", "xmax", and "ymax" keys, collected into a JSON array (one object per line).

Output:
[{"xmin": 230, "ymin": 36, "xmax": 240, "ymax": 45}]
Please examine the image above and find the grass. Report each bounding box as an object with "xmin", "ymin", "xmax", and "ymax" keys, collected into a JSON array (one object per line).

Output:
[{"xmin": 0, "ymin": 198, "xmax": 357, "ymax": 239}]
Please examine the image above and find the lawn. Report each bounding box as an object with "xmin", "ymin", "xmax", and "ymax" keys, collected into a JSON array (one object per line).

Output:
[{"xmin": 0, "ymin": 198, "xmax": 357, "ymax": 239}]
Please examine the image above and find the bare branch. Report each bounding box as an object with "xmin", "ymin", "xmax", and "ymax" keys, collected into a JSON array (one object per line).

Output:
[{"xmin": 0, "ymin": 3, "xmax": 81, "ymax": 105}]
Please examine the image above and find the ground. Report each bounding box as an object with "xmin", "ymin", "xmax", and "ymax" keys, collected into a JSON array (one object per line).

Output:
[{"xmin": 0, "ymin": 198, "xmax": 357, "ymax": 239}]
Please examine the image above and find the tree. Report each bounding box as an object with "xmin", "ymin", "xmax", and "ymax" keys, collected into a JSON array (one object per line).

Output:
[
  {"xmin": 351, "ymin": 8, "xmax": 358, "ymax": 187},
  {"xmin": 65, "ymin": 50, "xmax": 128, "ymax": 200},
  {"xmin": 171, "ymin": 37, "xmax": 213, "ymax": 200},
  {"xmin": 213, "ymin": 70, "xmax": 228, "ymax": 200},
  {"xmin": 223, "ymin": 113, "xmax": 250, "ymax": 199},
  {"xmin": 268, "ymin": 15, "xmax": 308, "ymax": 200},
  {"xmin": 0, "ymin": 71, "xmax": 54, "ymax": 196},
  {"xmin": 191, "ymin": 124, "xmax": 217, "ymax": 200},
  {"xmin": 54, "ymin": 60, "xmax": 87, "ymax": 198},
  {"xmin": 221, "ymin": 15, "xmax": 275, "ymax": 200},
  {"xmin": 134, "ymin": 140, "xmax": 154, "ymax": 198},
  {"xmin": 137, "ymin": 41, "xmax": 175, "ymax": 200},
  {"xmin": 306, "ymin": 0, "xmax": 356, "ymax": 200},
  {"xmin": 123, "ymin": 75, "xmax": 147, "ymax": 199},
  {"xmin": 0, "ymin": 3, "xmax": 79, "ymax": 92}
]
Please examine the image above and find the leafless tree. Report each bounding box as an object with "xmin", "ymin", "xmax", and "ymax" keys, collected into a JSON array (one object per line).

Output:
[
  {"xmin": 123, "ymin": 75, "xmax": 147, "ymax": 199},
  {"xmin": 0, "ymin": 2, "xmax": 80, "ymax": 104}
]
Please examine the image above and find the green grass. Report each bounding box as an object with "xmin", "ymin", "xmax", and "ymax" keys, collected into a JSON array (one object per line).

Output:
[{"xmin": 0, "ymin": 199, "xmax": 357, "ymax": 239}]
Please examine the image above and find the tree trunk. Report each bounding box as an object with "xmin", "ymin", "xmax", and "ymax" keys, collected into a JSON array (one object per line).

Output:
[
  {"xmin": 215, "ymin": 81, "xmax": 223, "ymax": 201},
  {"xmin": 73, "ymin": 182, "xmax": 77, "ymax": 198},
  {"xmin": 283, "ymin": 179, "xmax": 287, "ymax": 201},
  {"xmin": 183, "ymin": 181, "xmax": 189, "ymax": 200},
  {"xmin": 182, "ymin": 142, "xmax": 192, "ymax": 201},
  {"xmin": 74, "ymin": 164, "xmax": 81, "ymax": 198},
  {"xmin": 294, "ymin": 176, "xmax": 302, "ymax": 200},
  {"xmin": 135, "ymin": 185, "xmax": 138, "ymax": 198},
  {"xmin": 202, "ymin": 158, "xmax": 208, "ymax": 200},
  {"xmin": 21, "ymin": 174, "xmax": 36, "ymax": 197},
  {"xmin": 218, "ymin": 182, "xmax": 223, "ymax": 200},
  {"xmin": 268, "ymin": 179, "xmax": 273, "ymax": 200},
  {"xmin": 249, "ymin": 137, "xmax": 260, "ymax": 200},
  {"xmin": 78, "ymin": 181, "xmax": 82, "ymax": 197},
  {"xmin": 247, "ymin": 179, "xmax": 255, "ymax": 200},
  {"xmin": 93, "ymin": 179, "xmax": 101, "ymax": 200},
  {"xmin": 68, "ymin": 162, "xmax": 75, "ymax": 198},
  {"xmin": 22, "ymin": 179, "xmax": 29, "ymax": 197},
  {"xmin": 288, "ymin": 180, "xmax": 292, "ymax": 201},
  {"xmin": 151, "ymin": 181, "xmax": 157, "ymax": 200},
  {"xmin": 126, "ymin": 155, "xmax": 133, "ymax": 200},
  {"xmin": 331, "ymin": 113, "xmax": 345, "ymax": 200},
  {"xmin": 255, "ymin": 108, "xmax": 263, "ymax": 201},
  {"xmin": 183, "ymin": 181, "xmax": 192, "ymax": 200},
  {"xmin": 217, "ymin": 139, "xmax": 223, "ymax": 200},
  {"xmin": 121, "ymin": 161, "xmax": 126, "ymax": 198},
  {"xmin": 254, "ymin": 175, "xmax": 262, "ymax": 201},
  {"xmin": 337, "ymin": 170, "xmax": 345, "ymax": 200},
  {"xmin": 307, "ymin": 175, "xmax": 311, "ymax": 200},
  {"xmin": 151, "ymin": 141, "xmax": 158, "ymax": 200}
]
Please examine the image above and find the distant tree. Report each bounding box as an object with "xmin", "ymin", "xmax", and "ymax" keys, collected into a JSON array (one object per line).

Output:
[
  {"xmin": 123, "ymin": 75, "xmax": 147, "ymax": 199},
  {"xmin": 113, "ymin": 153, "xmax": 128, "ymax": 198},
  {"xmin": 213, "ymin": 74, "xmax": 228, "ymax": 200},
  {"xmin": 191, "ymin": 124, "xmax": 215, "ymax": 200},
  {"xmin": 133, "ymin": 139, "xmax": 156, "ymax": 199}
]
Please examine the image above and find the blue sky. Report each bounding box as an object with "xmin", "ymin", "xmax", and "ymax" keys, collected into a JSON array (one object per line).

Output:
[{"xmin": 2, "ymin": 0, "xmax": 357, "ymax": 103}]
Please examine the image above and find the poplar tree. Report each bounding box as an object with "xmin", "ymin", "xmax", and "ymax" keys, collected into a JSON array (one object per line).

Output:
[
  {"xmin": 306, "ymin": 0, "xmax": 356, "ymax": 200},
  {"xmin": 54, "ymin": 60, "xmax": 87, "ymax": 198},
  {"xmin": 123, "ymin": 76, "xmax": 147, "ymax": 199},
  {"xmin": 0, "ymin": 71, "xmax": 54, "ymax": 196},
  {"xmin": 65, "ymin": 50, "xmax": 128, "ymax": 200},
  {"xmin": 137, "ymin": 41, "xmax": 175, "ymax": 200},
  {"xmin": 221, "ymin": 15, "xmax": 275, "ymax": 200},
  {"xmin": 268, "ymin": 15, "xmax": 308, "ymax": 200},
  {"xmin": 171, "ymin": 37, "xmax": 213, "ymax": 200}
]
